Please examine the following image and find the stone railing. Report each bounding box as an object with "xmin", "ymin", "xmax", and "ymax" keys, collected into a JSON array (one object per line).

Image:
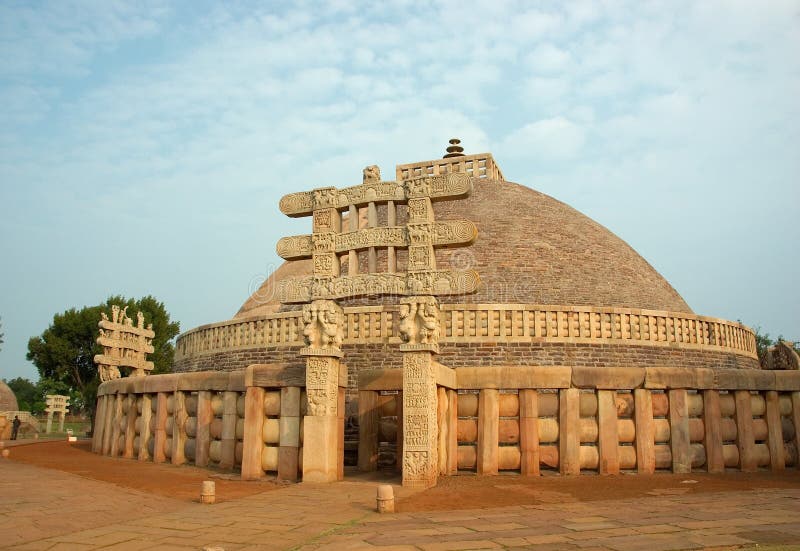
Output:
[
  {"xmin": 92, "ymin": 364, "xmax": 346, "ymax": 481},
  {"xmin": 175, "ymin": 305, "xmax": 757, "ymax": 361},
  {"xmin": 358, "ymin": 365, "xmax": 800, "ymax": 476},
  {"xmin": 395, "ymin": 153, "xmax": 504, "ymax": 182}
]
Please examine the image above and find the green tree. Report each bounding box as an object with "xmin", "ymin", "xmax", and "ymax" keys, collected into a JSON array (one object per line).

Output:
[
  {"xmin": 26, "ymin": 295, "xmax": 179, "ymax": 422},
  {"xmin": 5, "ymin": 377, "xmax": 40, "ymax": 412}
]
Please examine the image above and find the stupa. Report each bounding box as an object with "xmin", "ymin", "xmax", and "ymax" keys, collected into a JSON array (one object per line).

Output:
[
  {"xmin": 92, "ymin": 141, "xmax": 797, "ymax": 485},
  {"xmin": 174, "ymin": 142, "xmax": 758, "ymax": 415}
]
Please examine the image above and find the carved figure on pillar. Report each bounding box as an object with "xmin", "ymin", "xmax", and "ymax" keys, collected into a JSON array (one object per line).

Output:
[
  {"xmin": 301, "ymin": 300, "xmax": 344, "ymax": 353},
  {"xmin": 399, "ymin": 296, "xmax": 441, "ymax": 352}
]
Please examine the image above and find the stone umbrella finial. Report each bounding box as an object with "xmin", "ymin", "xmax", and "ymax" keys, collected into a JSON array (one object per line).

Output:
[{"xmin": 443, "ymin": 138, "xmax": 465, "ymax": 158}]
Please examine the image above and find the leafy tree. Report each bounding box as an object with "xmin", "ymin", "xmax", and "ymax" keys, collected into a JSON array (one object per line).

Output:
[
  {"xmin": 27, "ymin": 295, "xmax": 179, "ymax": 422},
  {"xmin": 5, "ymin": 377, "xmax": 40, "ymax": 412}
]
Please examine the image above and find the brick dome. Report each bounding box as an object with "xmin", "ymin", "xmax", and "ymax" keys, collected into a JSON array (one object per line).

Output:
[
  {"xmin": 237, "ymin": 178, "xmax": 691, "ymax": 317},
  {"xmin": 0, "ymin": 380, "xmax": 19, "ymax": 411}
]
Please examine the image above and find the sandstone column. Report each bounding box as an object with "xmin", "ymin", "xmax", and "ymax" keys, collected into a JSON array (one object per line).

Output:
[{"xmin": 301, "ymin": 300, "xmax": 345, "ymax": 483}]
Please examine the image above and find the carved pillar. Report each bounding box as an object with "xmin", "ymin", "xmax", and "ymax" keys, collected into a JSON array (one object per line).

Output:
[
  {"xmin": 46, "ymin": 411, "xmax": 53, "ymax": 434},
  {"xmin": 301, "ymin": 299, "xmax": 344, "ymax": 483},
  {"xmin": 400, "ymin": 296, "xmax": 441, "ymax": 488}
]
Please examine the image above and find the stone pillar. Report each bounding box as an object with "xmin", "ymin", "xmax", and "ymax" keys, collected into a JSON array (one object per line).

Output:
[
  {"xmin": 597, "ymin": 390, "xmax": 620, "ymax": 475},
  {"xmin": 765, "ymin": 391, "xmax": 785, "ymax": 471},
  {"xmin": 152, "ymin": 392, "xmax": 168, "ymax": 463},
  {"xmin": 447, "ymin": 389, "xmax": 458, "ymax": 475},
  {"xmin": 171, "ymin": 391, "xmax": 187, "ymax": 466},
  {"xmin": 46, "ymin": 411, "xmax": 53, "ymax": 434},
  {"xmin": 219, "ymin": 391, "xmax": 238, "ymax": 470},
  {"xmin": 401, "ymin": 349, "xmax": 439, "ymax": 487},
  {"xmin": 734, "ymin": 390, "xmax": 756, "ymax": 472},
  {"xmin": 123, "ymin": 394, "xmax": 138, "ymax": 459},
  {"xmin": 110, "ymin": 394, "xmax": 124, "ymax": 457},
  {"xmin": 241, "ymin": 386, "xmax": 266, "ymax": 480},
  {"xmin": 138, "ymin": 394, "xmax": 153, "ymax": 461},
  {"xmin": 634, "ymin": 389, "xmax": 655, "ymax": 474},
  {"xmin": 279, "ymin": 386, "xmax": 301, "ymax": 482},
  {"xmin": 519, "ymin": 389, "xmax": 540, "ymax": 476},
  {"xmin": 559, "ymin": 388, "xmax": 580, "ymax": 475},
  {"xmin": 669, "ymin": 389, "xmax": 691, "ymax": 473},
  {"xmin": 195, "ymin": 391, "xmax": 213, "ymax": 467},
  {"xmin": 792, "ymin": 392, "xmax": 800, "ymax": 471},
  {"xmin": 303, "ymin": 353, "xmax": 343, "ymax": 482},
  {"xmin": 92, "ymin": 395, "xmax": 107, "ymax": 453},
  {"xmin": 58, "ymin": 411, "xmax": 66, "ymax": 433},
  {"xmin": 399, "ymin": 295, "xmax": 443, "ymax": 488},
  {"xmin": 101, "ymin": 395, "xmax": 116, "ymax": 456},
  {"xmin": 477, "ymin": 389, "xmax": 499, "ymax": 475},
  {"xmin": 703, "ymin": 390, "xmax": 724, "ymax": 473},
  {"xmin": 437, "ymin": 387, "xmax": 448, "ymax": 475}
]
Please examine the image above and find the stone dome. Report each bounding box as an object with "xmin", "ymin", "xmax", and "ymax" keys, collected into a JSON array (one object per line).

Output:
[
  {"xmin": 0, "ymin": 380, "xmax": 19, "ymax": 411},
  {"xmin": 237, "ymin": 178, "xmax": 691, "ymax": 317}
]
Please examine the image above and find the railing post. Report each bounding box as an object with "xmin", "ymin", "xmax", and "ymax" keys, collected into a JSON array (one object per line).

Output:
[
  {"xmin": 195, "ymin": 391, "xmax": 213, "ymax": 467},
  {"xmin": 598, "ymin": 390, "xmax": 619, "ymax": 475},
  {"xmin": 139, "ymin": 394, "xmax": 153, "ymax": 461},
  {"xmin": 559, "ymin": 388, "xmax": 580, "ymax": 475},
  {"xmin": 669, "ymin": 389, "xmax": 690, "ymax": 473},
  {"xmin": 634, "ymin": 389, "xmax": 655, "ymax": 474},
  {"xmin": 519, "ymin": 389, "xmax": 540, "ymax": 476},
  {"xmin": 279, "ymin": 386, "xmax": 301, "ymax": 482},
  {"xmin": 703, "ymin": 390, "xmax": 724, "ymax": 473},
  {"xmin": 477, "ymin": 389, "xmax": 499, "ymax": 475},
  {"xmin": 241, "ymin": 386, "xmax": 266, "ymax": 480}
]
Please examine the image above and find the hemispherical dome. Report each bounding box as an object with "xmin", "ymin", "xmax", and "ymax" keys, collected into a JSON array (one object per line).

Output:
[
  {"xmin": 237, "ymin": 178, "xmax": 691, "ymax": 317},
  {"xmin": 0, "ymin": 380, "xmax": 19, "ymax": 412}
]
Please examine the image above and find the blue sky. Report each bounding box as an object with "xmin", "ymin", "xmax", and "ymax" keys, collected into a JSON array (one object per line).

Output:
[{"xmin": 1, "ymin": 0, "xmax": 798, "ymax": 382}]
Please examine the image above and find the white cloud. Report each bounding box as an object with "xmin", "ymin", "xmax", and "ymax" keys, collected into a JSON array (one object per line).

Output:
[{"xmin": 499, "ymin": 117, "xmax": 587, "ymax": 161}]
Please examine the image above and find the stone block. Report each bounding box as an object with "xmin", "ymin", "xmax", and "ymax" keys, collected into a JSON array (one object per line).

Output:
[
  {"xmin": 572, "ymin": 367, "xmax": 644, "ymax": 389},
  {"xmin": 645, "ymin": 367, "xmax": 714, "ymax": 390},
  {"xmin": 302, "ymin": 415, "xmax": 340, "ymax": 483},
  {"xmin": 775, "ymin": 371, "xmax": 800, "ymax": 391},
  {"xmin": 714, "ymin": 369, "xmax": 776, "ymax": 390},
  {"xmin": 455, "ymin": 366, "xmax": 572, "ymax": 390}
]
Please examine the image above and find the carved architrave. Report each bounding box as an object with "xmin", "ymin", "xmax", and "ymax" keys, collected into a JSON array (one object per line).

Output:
[
  {"xmin": 277, "ymin": 221, "xmax": 477, "ymax": 261},
  {"xmin": 305, "ymin": 356, "xmax": 339, "ymax": 416},
  {"xmin": 278, "ymin": 172, "xmax": 472, "ymax": 217},
  {"xmin": 45, "ymin": 394, "xmax": 70, "ymax": 414},
  {"xmin": 277, "ymin": 270, "xmax": 480, "ymax": 303},
  {"xmin": 94, "ymin": 305, "xmax": 155, "ymax": 379}
]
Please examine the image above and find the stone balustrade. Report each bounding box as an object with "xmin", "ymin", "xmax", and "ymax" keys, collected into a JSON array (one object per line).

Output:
[
  {"xmin": 358, "ymin": 365, "xmax": 800, "ymax": 476},
  {"xmin": 395, "ymin": 153, "xmax": 504, "ymax": 181},
  {"xmin": 92, "ymin": 364, "xmax": 346, "ymax": 481},
  {"xmin": 175, "ymin": 305, "xmax": 757, "ymax": 363}
]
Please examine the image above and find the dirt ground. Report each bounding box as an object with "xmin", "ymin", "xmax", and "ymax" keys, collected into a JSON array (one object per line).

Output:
[
  {"xmin": 397, "ymin": 468, "xmax": 800, "ymax": 512},
  {"xmin": 7, "ymin": 440, "xmax": 281, "ymax": 503},
  {"xmin": 8, "ymin": 440, "xmax": 800, "ymax": 513}
]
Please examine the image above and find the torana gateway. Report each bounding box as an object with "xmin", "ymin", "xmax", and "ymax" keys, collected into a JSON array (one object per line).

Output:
[{"xmin": 92, "ymin": 142, "xmax": 800, "ymax": 487}]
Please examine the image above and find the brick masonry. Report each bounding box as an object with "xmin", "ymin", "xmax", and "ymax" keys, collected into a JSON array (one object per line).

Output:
[{"xmin": 174, "ymin": 341, "xmax": 759, "ymax": 416}]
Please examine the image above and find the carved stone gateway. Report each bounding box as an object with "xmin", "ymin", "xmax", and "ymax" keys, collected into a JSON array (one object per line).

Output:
[
  {"xmin": 277, "ymin": 164, "xmax": 479, "ymax": 487},
  {"xmin": 94, "ymin": 305, "xmax": 155, "ymax": 382},
  {"xmin": 45, "ymin": 394, "xmax": 69, "ymax": 434}
]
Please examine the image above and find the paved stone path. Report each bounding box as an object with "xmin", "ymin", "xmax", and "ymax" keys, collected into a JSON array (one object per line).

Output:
[{"xmin": 2, "ymin": 458, "xmax": 800, "ymax": 550}]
